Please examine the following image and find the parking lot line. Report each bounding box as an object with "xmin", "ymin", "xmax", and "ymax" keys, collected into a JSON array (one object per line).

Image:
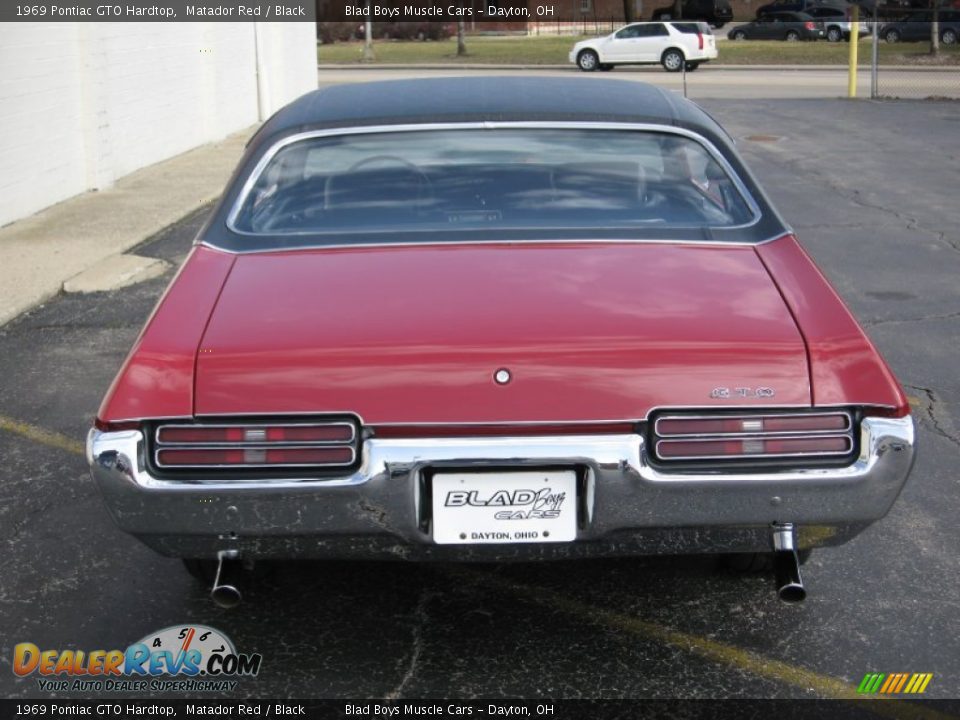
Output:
[
  {"xmin": 0, "ymin": 414, "xmax": 85, "ymax": 457},
  {"xmin": 466, "ymin": 571, "xmax": 950, "ymax": 718}
]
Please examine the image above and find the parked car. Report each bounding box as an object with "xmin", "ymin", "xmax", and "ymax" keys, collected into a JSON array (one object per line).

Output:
[
  {"xmin": 804, "ymin": 5, "xmax": 870, "ymax": 40},
  {"xmin": 728, "ymin": 12, "xmax": 826, "ymax": 39},
  {"xmin": 651, "ymin": 0, "xmax": 734, "ymax": 27},
  {"xmin": 755, "ymin": 0, "xmax": 844, "ymax": 17},
  {"xmin": 88, "ymin": 77, "xmax": 915, "ymax": 607},
  {"xmin": 570, "ymin": 21, "xmax": 718, "ymax": 72},
  {"xmin": 880, "ymin": 10, "xmax": 960, "ymax": 43}
]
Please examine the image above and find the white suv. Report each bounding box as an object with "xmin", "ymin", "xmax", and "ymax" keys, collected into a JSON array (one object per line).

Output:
[{"xmin": 570, "ymin": 21, "xmax": 718, "ymax": 73}]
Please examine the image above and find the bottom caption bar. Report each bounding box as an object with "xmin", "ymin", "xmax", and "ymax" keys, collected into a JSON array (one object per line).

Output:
[{"xmin": 4, "ymin": 700, "xmax": 960, "ymax": 719}]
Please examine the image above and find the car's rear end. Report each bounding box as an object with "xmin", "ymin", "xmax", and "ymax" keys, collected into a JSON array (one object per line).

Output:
[
  {"xmin": 87, "ymin": 78, "xmax": 914, "ymax": 605},
  {"xmin": 671, "ymin": 21, "xmax": 719, "ymax": 61}
]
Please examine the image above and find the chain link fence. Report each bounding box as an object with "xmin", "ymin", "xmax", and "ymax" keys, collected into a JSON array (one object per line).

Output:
[{"xmin": 868, "ymin": 8, "xmax": 960, "ymax": 99}]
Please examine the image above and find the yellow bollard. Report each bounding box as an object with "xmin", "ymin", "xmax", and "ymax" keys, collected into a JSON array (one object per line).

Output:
[{"xmin": 847, "ymin": 4, "xmax": 860, "ymax": 98}]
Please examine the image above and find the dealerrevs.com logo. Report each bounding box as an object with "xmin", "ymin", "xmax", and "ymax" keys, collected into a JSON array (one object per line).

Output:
[{"xmin": 13, "ymin": 625, "xmax": 262, "ymax": 693}]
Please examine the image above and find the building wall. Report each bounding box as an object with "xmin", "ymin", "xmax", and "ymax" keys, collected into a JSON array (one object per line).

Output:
[{"xmin": 0, "ymin": 22, "xmax": 317, "ymax": 228}]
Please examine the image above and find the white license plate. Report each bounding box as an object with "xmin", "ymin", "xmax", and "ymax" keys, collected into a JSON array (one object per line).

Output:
[{"xmin": 431, "ymin": 471, "xmax": 577, "ymax": 545}]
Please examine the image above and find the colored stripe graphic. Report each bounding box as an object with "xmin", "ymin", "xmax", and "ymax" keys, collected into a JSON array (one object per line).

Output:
[{"xmin": 858, "ymin": 673, "xmax": 932, "ymax": 694}]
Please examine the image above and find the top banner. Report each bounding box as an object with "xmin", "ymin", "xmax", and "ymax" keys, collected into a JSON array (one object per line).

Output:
[{"xmin": 0, "ymin": 1, "xmax": 572, "ymax": 22}]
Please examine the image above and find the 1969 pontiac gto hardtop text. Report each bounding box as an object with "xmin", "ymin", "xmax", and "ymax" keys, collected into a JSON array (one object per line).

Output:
[{"xmin": 87, "ymin": 77, "xmax": 915, "ymax": 606}]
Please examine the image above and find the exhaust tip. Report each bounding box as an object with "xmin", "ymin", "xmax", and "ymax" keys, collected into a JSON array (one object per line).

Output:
[
  {"xmin": 778, "ymin": 582, "xmax": 807, "ymax": 604},
  {"xmin": 211, "ymin": 584, "xmax": 242, "ymax": 609}
]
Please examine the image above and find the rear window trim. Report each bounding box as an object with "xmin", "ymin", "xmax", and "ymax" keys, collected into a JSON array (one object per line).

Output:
[{"xmin": 224, "ymin": 121, "xmax": 763, "ymax": 240}]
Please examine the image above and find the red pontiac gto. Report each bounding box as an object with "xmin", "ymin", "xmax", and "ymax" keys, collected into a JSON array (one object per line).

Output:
[{"xmin": 87, "ymin": 78, "xmax": 915, "ymax": 607}]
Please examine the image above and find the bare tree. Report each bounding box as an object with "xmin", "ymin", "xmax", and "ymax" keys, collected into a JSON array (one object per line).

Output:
[
  {"xmin": 623, "ymin": 0, "xmax": 636, "ymax": 22},
  {"xmin": 457, "ymin": 20, "xmax": 467, "ymax": 56},
  {"xmin": 361, "ymin": 0, "xmax": 375, "ymax": 62},
  {"xmin": 671, "ymin": 0, "xmax": 684, "ymax": 18},
  {"xmin": 931, "ymin": 0, "xmax": 940, "ymax": 56}
]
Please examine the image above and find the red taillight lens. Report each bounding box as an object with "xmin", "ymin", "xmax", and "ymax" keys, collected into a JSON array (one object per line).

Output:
[
  {"xmin": 157, "ymin": 447, "xmax": 355, "ymax": 467},
  {"xmin": 657, "ymin": 436, "xmax": 851, "ymax": 459},
  {"xmin": 698, "ymin": 32, "xmax": 704, "ymax": 49},
  {"xmin": 652, "ymin": 411, "xmax": 855, "ymax": 463},
  {"xmin": 154, "ymin": 421, "xmax": 358, "ymax": 470},
  {"xmin": 805, "ymin": 21, "xmax": 816, "ymax": 29}
]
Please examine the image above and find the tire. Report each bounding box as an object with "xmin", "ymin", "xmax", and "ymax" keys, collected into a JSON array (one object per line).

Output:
[
  {"xmin": 785, "ymin": 30, "xmax": 800, "ymax": 41},
  {"xmin": 598, "ymin": 63, "xmax": 614, "ymax": 71},
  {"xmin": 731, "ymin": 29, "xmax": 747, "ymax": 40},
  {"xmin": 721, "ymin": 549, "xmax": 813, "ymax": 572},
  {"xmin": 661, "ymin": 48, "xmax": 685, "ymax": 72},
  {"xmin": 884, "ymin": 28, "xmax": 900, "ymax": 43},
  {"xmin": 182, "ymin": 558, "xmax": 218, "ymax": 584},
  {"xmin": 826, "ymin": 26, "xmax": 843, "ymax": 42},
  {"xmin": 685, "ymin": 61, "xmax": 701, "ymax": 71},
  {"xmin": 942, "ymin": 28, "xmax": 958, "ymax": 45},
  {"xmin": 577, "ymin": 49, "xmax": 599, "ymax": 72}
]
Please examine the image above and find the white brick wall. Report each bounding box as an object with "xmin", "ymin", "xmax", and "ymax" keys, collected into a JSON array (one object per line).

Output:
[{"xmin": 0, "ymin": 22, "xmax": 317, "ymax": 227}]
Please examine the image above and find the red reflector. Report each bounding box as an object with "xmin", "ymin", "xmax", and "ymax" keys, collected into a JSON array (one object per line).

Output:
[
  {"xmin": 763, "ymin": 415, "xmax": 849, "ymax": 432},
  {"xmin": 157, "ymin": 447, "xmax": 354, "ymax": 467},
  {"xmin": 698, "ymin": 32, "xmax": 704, "ymax": 49}
]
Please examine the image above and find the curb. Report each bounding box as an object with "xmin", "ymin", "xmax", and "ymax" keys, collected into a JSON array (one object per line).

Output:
[{"xmin": 318, "ymin": 63, "xmax": 960, "ymax": 72}]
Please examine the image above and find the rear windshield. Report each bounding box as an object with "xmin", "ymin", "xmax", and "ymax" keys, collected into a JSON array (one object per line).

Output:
[
  {"xmin": 231, "ymin": 128, "xmax": 755, "ymax": 237},
  {"xmin": 673, "ymin": 22, "xmax": 713, "ymax": 34}
]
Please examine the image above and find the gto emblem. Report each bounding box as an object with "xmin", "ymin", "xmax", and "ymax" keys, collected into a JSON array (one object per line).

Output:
[{"xmin": 711, "ymin": 386, "xmax": 776, "ymax": 399}]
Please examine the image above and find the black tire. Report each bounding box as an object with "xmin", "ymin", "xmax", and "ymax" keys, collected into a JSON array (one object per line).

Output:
[
  {"xmin": 942, "ymin": 28, "xmax": 958, "ymax": 45},
  {"xmin": 721, "ymin": 549, "xmax": 813, "ymax": 572},
  {"xmin": 577, "ymin": 49, "xmax": 600, "ymax": 72},
  {"xmin": 661, "ymin": 48, "xmax": 685, "ymax": 72},
  {"xmin": 884, "ymin": 28, "xmax": 900, "ymax": 43},
  {"xmin": 785, "ymin": 30, "xmax": 801, "ymax": 41},
  {"xmin": 598, "ymin": 63, "xmax": 614, "ymax": 71},
  {"xmin": 826, "ymin": 26, "xmax": 843, "ymax": 42},
  {"xmin": 731, "ymin": 29, "xmax": 747, "ymax": 40},
  {"xmin": 182, "ymin": 558, "xmax": 218, "ymax": 584},
  {"xmin": 685, "ymin": 61, "xmax": 701, "ymax": 71}
]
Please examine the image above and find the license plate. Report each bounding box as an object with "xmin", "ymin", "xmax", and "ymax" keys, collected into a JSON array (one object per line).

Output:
[{"xmin": 431, "ymin": 471, "xmax": 577, "ymax": 545}]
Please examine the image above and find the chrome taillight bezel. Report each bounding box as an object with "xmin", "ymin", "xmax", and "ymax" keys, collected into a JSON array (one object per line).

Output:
[
  {"xmin": 148, "ymin": 417, "xmax": 361, "ymax": 474},
  {"xmin": 648, "ymin": 409, "xmax": 858, "ymax": 467}
]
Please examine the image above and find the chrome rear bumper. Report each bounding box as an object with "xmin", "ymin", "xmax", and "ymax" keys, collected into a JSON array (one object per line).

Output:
[{"xmin": 87, "ymin": 416, "xmax": 914, "ymax": 559}]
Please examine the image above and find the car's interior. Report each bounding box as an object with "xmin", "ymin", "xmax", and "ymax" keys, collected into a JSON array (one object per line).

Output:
[{"xmin": 233, "ymin": 130, "xmax": 756, "ymax": 235}]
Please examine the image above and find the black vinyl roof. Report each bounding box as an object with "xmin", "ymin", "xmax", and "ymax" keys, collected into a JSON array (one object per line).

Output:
[{"xmin": 249, "ymin": 76, "xmax": 728, "ymax": 149}]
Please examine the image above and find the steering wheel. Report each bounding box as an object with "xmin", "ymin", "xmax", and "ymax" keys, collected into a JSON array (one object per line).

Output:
[{"xmin": 346, "ymin": 155, "xmax": 433, "ymax": 208}]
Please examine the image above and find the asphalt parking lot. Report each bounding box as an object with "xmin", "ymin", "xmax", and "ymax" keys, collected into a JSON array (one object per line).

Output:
[{"xmin": 1, "ymin": 97, "xmax": 958, "ymax": 701}]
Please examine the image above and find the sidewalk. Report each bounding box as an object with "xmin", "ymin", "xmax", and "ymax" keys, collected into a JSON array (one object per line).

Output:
[{"xmin": 0, "ymin": 126, "xmax": 256, "ymax": 328}]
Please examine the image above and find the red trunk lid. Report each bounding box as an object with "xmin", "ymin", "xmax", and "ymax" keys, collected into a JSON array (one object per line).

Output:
[{"xmin": 194, "ymin": 242, "xmax": 810, "ymax": 424}]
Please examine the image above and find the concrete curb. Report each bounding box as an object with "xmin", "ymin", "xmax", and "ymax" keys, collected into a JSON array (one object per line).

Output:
[
  {"xmin": 318, "ymin": 63, "xmax": 960, "ymax": 72},
  {"xmin": 0, "ymin": 126, "xmax": 256, "ymax": 328}
]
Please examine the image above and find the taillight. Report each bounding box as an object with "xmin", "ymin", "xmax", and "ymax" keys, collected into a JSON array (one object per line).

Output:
[
  {"xmin": 697, "ymin": 32, "xmax": 704, "ymax": 49},
  {"xmin": 652, "ymin": 411, "xmax": 855, "ymax": 463},
  {"xmin": 154, "ymin": 420, "xmax": 358, "ymax": 470},
  {"xmin": 805, "ymin": 21, "xmax": 816, "ymax": 29}
]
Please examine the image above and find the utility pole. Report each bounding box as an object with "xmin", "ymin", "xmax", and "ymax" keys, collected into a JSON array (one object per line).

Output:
[{"xmin": 362, "ymin": 0, "xmax": 375, "ymax": 62}]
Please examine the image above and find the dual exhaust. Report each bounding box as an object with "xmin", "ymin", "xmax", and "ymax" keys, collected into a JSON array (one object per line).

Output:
[{"xmin": 206, "ymin": 527, "xmax": 808, "ymax": 608}]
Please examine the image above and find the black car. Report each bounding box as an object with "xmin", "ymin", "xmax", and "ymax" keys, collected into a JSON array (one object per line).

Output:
[
  {"xmin": 880, "ymin": 10, "xmax": 960, "ymax": 43},
  {"xmin": 755, "ymin": 0, "xmax": 845, "ymax": 18},
  {"xmin": 651, "ymin": 0, "xmax": 734, "ymax": 28},
  {"xmin": 728, "ymin": 11, "xmax": 826, "ymax": 39}
]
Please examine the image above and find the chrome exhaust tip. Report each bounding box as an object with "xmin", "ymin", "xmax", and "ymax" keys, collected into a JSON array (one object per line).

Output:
[
  {"xmin": 211, "ymin": 550, "xmax": 243, "ymax": 609},
  {"xmin": 772, "ymin": 523, "xmax": 806, "ymax": 603}
]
